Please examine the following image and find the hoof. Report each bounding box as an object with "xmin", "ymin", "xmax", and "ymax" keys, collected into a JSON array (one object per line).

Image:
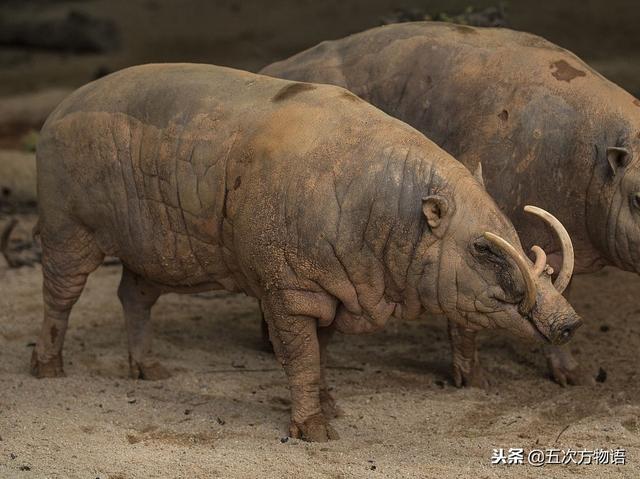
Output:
[
  {"xmin": 289, "ymin": 413, "xmax": 339, "ymax": 442},
  {"xmin": 129, "ymin": 360, "xmax": 171, "ymax": 380},
  {"xmin": 452, "ymin": 363, "xmax": 490, "ymax": 389},
  {"xmin": 545, "ymin": 345, "xmax": 595, "ymax": 387},
  {"xmin": 30, "ymin": 350, "xmax": 65, "ymax": 378},
  {"xmin": 320, "ymin": 389, "xmax": 342, "ymax": 418},
  {"xmin": 548, "ymin": 360, "xmax": 595, "ymax": 387}
]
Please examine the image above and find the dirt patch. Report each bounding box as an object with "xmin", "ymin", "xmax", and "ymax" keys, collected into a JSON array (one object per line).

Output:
[{"xmin": 126, "ymin": 429, "xmax": 218, "ymax": 447}]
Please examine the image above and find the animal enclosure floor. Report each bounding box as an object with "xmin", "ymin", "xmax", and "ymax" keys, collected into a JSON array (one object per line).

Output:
[{"xmin": 1, "ymin": 215, "xmax": 639, "ymax": 478}]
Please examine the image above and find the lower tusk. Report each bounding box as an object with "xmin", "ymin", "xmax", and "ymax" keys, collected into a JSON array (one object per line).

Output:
[
  {"xmin": 530, "ymin": 245, "xmax": 547, "ymax": 277},
  {"xmin": 524, "ymin": 205, "xmax": 575, "ymax": 294}
]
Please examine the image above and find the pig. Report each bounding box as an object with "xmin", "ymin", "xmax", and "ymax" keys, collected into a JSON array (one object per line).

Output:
[
  {"xmin": 32, "ymin": 63, "xmax": 580, "ymax": 441},
  {"xmin": 260, "ymin": 21, "xmax": 640, "ymax": 386}
]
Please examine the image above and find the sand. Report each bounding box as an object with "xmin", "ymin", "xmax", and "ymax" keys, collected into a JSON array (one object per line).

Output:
[{"xmin": 1, "ymin": 214, "xmax": 639, "ymax": 479}]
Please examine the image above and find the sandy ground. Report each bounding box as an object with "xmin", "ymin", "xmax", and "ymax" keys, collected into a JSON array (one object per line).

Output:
[{"xmin": 1, "ymin": 214, "xmax": 639, "ymax": 478}]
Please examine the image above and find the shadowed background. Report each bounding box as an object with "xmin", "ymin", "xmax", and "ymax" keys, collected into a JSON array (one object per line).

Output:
[{"xmin": 1, "ymin": 0, "xmax": 640, "ymax": 96}]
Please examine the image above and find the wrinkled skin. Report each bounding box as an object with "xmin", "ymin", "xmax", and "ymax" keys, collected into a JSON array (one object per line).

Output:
[
  {"xmin": 260, "ymin": 21, "xmax": 640, "ymax": 386},
  {"xmin": 32, "ymin": 64, "xmax": 580, "ymax": 441}
]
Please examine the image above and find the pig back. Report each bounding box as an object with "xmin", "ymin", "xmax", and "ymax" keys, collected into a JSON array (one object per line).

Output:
[
  {"xmin": 36, "ymin": 64, "xmax": 293, "ymax": 289},
  {"xmin": 36, "ymin": 63, "xmax": 441, "ymax": 294}
]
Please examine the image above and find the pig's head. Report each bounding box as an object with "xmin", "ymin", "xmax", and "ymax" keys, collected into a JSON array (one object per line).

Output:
[
  {"xmin": 416, "ymin": 175, "xmax": 581, "ymax": 345},
  {"xmin": 588, "ymin": 132, "xmax": 640, "ymax": 273},
  {"xmin": 580, "ymin": 92, "xmax": 640, "ymax": 274}
]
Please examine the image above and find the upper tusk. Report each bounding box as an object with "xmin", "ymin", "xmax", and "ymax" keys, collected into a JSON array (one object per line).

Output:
[
  {"xmin": 524, "ymin": 205, "xmax": 575, "ymax": 294},
  {"xmin": 483, "ymin": 231, "xmax": 537, "ymax": 314}
]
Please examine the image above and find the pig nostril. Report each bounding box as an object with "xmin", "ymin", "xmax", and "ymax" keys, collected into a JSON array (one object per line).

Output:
[
  {"xmin": 559, "ymin": 324, "xmax": 578, "ymax": 342},
  {"xmin": 554, "ymin": 317, "xmax": 582, "ymax": 344}
]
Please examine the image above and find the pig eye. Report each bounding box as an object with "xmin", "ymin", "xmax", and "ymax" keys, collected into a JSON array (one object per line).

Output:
[
  {"xmin": 632, "ymin": 192, "xmax": 640, "ymax": 210},
  {"xmin": 472, "ymin": 239, "xmax": 503, "ymax": 263},
  {"xmin": 473, "ymin": 238, "xmax": 494, "ymax": 255}
]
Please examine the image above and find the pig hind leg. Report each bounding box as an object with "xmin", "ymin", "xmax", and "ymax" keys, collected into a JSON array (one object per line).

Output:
[
  {"xmin": 117, "ymin": 266, "xmax": 170, "ymax": 380},
  {"xmin": 318, "ymin": 325, "xmax": 341, "ymax": 418},
  {"xmin": 31, "ymin": 222, "xmax": 104, "ymax": 378},
  {"xmin": 260, "ymin": 312, "xmax": 274, "ymax": 352}
]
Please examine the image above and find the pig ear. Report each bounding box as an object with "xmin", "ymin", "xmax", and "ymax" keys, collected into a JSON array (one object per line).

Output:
[
  {"xmin": 422, "ymin": 195, "xmax": 449, "ymax": 232},
  {"xmin": 473, "ymin": 162, "xmax": 485, "ymax": 188},
  {"xmin": 607, "ymin": 147, "xmax": 631, "ymax": 176}
]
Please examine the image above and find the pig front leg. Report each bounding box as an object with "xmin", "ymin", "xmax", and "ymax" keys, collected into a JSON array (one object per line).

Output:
[
  {"xmin": 262, "ymin": 313, "xmax": 340, "ymax": 417},
  {"xmin": 447, "ymin": 320, "xmax": 490, "ymax": 389},
  {"xmin": 262, "ymin": 291, "xmax": 339, "ymax": 442},
  {"xmin": 117, "ymin": 267, "xmax": 170, "ymax": 380},
  {"xmin": 536, "ymin": 275, "xmax": 593, "ymax": 386},
  {"xmin": 543, "ymin": 344, "xmax": 594, "ymax": 386}
]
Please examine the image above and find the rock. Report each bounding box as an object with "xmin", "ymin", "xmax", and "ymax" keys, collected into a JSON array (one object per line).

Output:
[
  {"xmin": 0, "ymin": 89, "xmax": 71, "ymax": 145},
  {"xmin": 0, "ymin": 150, "xmax": 37, "ymax": 206},
  {"xmin": 381, "ymin": 5, "xmax": 508, "ymax": 28}
]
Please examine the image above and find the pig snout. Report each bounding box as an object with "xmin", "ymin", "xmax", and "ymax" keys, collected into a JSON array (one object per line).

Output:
[{"xmin": 550, "ymin": 313, "xmax": 582, "ymax": 344}]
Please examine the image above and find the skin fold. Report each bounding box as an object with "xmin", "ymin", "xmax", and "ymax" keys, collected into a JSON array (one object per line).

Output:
[
  {"xmin": 261, "ymin": 21, "xmax": 640, "ymax": 386},
  {"xmin": 32, "ymin": 64, "xmax": 581, "ymax": 441}
]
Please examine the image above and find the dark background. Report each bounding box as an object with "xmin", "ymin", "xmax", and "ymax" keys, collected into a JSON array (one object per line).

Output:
[{"xmin": 2, "ymin": 0, "xmax": 640, "ymax": 96}]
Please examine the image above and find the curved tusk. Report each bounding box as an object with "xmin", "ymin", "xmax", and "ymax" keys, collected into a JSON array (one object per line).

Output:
[
  {"xmin": 530, "ymin": 245, "xmax": 547, "ymax": 277},
  {"xmin": 483, "ymin": 231, "xmax": 537, "ymax": 314},
  {"xmin": 524, "ymin": 205, "xmax": 575, "ymax": 294}
]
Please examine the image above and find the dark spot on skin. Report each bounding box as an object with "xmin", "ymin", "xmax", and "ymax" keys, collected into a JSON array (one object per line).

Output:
[
  {"xmin": 272, "ymin": 83, "xmax": 316, "ymax": 102},
  {"xmin": 498, "ymin": 110, "xmax": 509, "ymax": 122},
  {"xmin": 1, "ymin": 187, "xmax": 11, "ymax": 197},
  {"xmin": 50, "ymin": 325, "xmax": 58, "ymax": 344},
  {"xmin": 550, "ymin": 60, "xmax": 586, "ymax": 83},
  {"xmin": 233, "ymin": 176, "xmax": 242, "ymax": 190},
  {"xmin": 450, "ymin": 24, "xmax": 476, "ymax": 34},
  {"xmin": 340, "ymin": 91, "xmax": 361, "ymax": 102},
  {"xmin": 425, "ymin": 75, "xmax": 433, "ymax": 87},
  {"xmin": 633, "ymin": 99, "xmax": 640, "ymax": 108}
]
